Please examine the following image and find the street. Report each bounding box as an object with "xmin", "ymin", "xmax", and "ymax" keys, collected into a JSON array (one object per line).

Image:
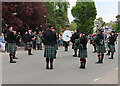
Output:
[{"xmin": 2, "ymin": 42, "xmax": 118, "ymax": 84}]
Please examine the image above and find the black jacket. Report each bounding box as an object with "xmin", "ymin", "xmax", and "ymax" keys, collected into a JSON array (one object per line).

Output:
[
  {"xmin": 6, "ymin": 30, "xmax": 16, "ymax": 43},
  {"xmin": 94, "ymin": 33, "xmax": 104, "ymax": 46},
  {"xmin": 71, "ymin": 32, "xmax": 79, "ymax": 43},
  {"xmin": 79, "ymin": 36, "xmax": 88, "ymax": 50},
  {"xmin": 108, "ymin": 35, "xmax": 116, "ymax": 45},
  {"xmin": 42, "ymin": 30, "xmax": 57, "ymax": 46}
]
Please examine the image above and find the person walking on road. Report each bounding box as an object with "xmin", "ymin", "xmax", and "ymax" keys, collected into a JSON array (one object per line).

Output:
[
  {"xmin": 6, "ymin": 26, "xmax": 17, "ymax": 63},
  {"xmin": 42, "ymin": 25, "xmax": 57, "ymax": 70},
  {"xmin": 94, "ymin": 29, "xmax": 106, "ymax": 63}
]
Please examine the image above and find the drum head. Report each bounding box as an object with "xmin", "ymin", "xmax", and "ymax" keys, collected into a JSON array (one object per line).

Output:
[{"xmin": 63, "ymin": 30, "xmax": 72, "ymax": 42}]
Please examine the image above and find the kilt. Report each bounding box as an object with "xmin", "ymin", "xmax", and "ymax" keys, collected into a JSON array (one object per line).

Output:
[
  {"xmin": 78, "ymin": 49, "xmax": 87, "ymax": 58},
  {"xmin": 7, "ymin": 43, "xmax": 15, "ymax": 53},
  {"xmin": 72, "ymin": 39, "xmax": 79, "ymax": 50},
  {"xmin": 44, "ymin": 45, "xmax": 55, "ymax": 58},
  {"xmin": 55, "ymin": 44, "xmax": 58, "ymax": 50},
  {"xmin": 109, "ymin": 45, "xmax": 116, "ymax": 52},
  {"xmin": 72, "ymin": 43, "xmax": 78, "ymax": 50},
  {"xmin": 97, "ymin": 45, "xmax": 106, "ymax": 53},
  {"xmin": 25, "ymin": 42, "xmax": 32, "ymax": 50}
]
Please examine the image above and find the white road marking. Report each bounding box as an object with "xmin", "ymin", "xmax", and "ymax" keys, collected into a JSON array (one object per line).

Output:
[
  {"xmin": 94, "ymin": 78, "xmax": 100, "ymax": 81},
  {"xmin": 115, "ymin": 68, "xmax": 118, "ymax": 70}
]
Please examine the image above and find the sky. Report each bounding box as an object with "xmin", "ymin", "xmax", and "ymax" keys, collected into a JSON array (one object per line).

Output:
[{"xmin": 68, "ymin": 0, "xmax": 120, "ymax": 23}]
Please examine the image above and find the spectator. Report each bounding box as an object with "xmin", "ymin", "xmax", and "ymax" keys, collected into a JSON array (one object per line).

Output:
[{"xmin": 0, "ymin": 33, "xmax": 5, "ymax": 52}]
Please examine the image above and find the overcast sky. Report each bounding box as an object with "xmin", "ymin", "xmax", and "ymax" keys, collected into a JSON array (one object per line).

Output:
[{"xmin": 68, "ymin": 0, "xmax": 120, "ymax": 23}]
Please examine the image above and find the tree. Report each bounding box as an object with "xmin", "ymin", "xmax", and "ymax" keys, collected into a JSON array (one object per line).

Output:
[
  {"xmin": 2, "ymin": 2, "xmax": 47, "ymax": 33},
  {"xmin": 71, "ymin": 1, "xmax": 97, "ymax": 34},
  {"xmin": 45, "ymin": 1, "xmax": 69, "ymax": 33},
  {"xmin": 69, "ymin": 21, "xmax": 77, "ymax": 31}
]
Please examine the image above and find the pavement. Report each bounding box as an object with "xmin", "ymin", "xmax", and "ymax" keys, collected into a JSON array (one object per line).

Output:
[{"xmin": 1, "ymin": 41, "xmax": 119, "ymax": 84}]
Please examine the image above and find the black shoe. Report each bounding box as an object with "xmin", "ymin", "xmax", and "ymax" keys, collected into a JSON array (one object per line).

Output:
[
  {"xmin": 28, "ymin": 54, "xmax": 33, "ymax": 55},
  {"xmin": 93, "ymin": 51, "xmax": 97, "ymax": 53},
  {"xmin": 106, "ymin": 53, "xmax": 110, "ymax": 55},
  {"xmin": 81, "ymin": 67, "xmax": 85, "ymax": 69},
  {"xmin": 73, "ymin": 55, "xmax": 77, "ymax": 57},
  {"xmin": 95, "ymin": 61, "xmax": 102, "ymax": 64},
  {"xmin": 79, "ymin": 66, "xmax": 83, "ymax": 69},
  {"xmin": 108, "ymin": 57, "xmax": 113, "ymax": 59},
  {"xmin": 13, "ymin": 57, "xmax": 18, "ymax": 59},
  {"xmin": 50, "ymin": 67, "xmax": 53, "ymax": 70},
  {"xmin": 10, "ymin": 60, "xmax": 16, "ymax": 63},
  {"xmin": 46, "ymin": 66, "xmax": 49, "ymax": 69}
]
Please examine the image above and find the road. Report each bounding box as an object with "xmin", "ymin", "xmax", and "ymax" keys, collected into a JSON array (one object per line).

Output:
[{"xmin": 2, "ymin": 42, "xmax": 118, "ymax": 84}]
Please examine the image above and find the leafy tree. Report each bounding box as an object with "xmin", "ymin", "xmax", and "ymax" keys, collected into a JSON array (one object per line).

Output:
[
  {"xmin": 71, "ymin": 1, "xmax": 97, "ymax": 34},
  {"xmin": 2, "ymin": 2, "xmax": 47, "ymax": 33},
  {"xmin": 45, "ymin": 1, "xmax": 69, "ymax": 33},
  {"xmin": 69, "ymin": 21, "xmax": 77, "ymax": 31}
]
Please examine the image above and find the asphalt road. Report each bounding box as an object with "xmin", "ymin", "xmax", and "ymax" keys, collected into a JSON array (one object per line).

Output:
[{"xmin": 2, "ymin": 42, "xmax": 118, "ymax": 84}]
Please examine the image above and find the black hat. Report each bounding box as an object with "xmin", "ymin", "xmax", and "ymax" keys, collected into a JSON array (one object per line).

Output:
[
  {"xmin": 48, "ymin": 24, "xmax": 52, "ymax": 29},
  {"xmin": 111, "ymin": 31, "xmax": 115, "ymax": 33},
  {"xmin": 97, "ymin": 29, "xmax": 101, "ymax": 32},
  {"xmin": 53, "ymin": 27, "xmax": 56, "ymax": 30},
  {"xmin": 7, "ymin": 26, "xmax": 12, "ymax": 29},
  {"xmin": 76, "ymin": 29, "xmax": 79, "ymax": 32}
]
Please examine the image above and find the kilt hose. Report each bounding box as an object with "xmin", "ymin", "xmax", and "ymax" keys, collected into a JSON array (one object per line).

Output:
[
  {"xmin": 7, "ymin": 43, "xmax": 15, "ymax": 53},
  {"xmin": 44, "ymin": 45, "xmax": 55, "ymax": 58},
  {"xmin": 109, "ymin": 45, "xmax": 116, "ymax": 52},
  {"xmin": 78, "ymin": 49, "xmax": 87, "ymax": 58},
  {"xmin": 97, "ymin": 45, "xmax": 106, "ymax": 53},
  {"xmin": 25, "ymin": 42, "xmax": 32, "ymax": 50}
]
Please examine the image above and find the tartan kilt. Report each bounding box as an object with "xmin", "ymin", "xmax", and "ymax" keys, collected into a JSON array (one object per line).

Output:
[
  {"xmin": 109, "ymin": 45, "xmax": 116, "ymax": 52},
  {"xmin": 7, "ymin": 43, "xmax": 15, "ymax": 53},
  {"xmin": 97, "ymin": 45, "xmax": 106, "ymax": 53},
  {"xmin": 25, "ymin": 42, "xmax": 32, "ymax": 50},
  {"xmin": 72, "ymin": 43, "xmax": 78, "ymax": 50},
  {"xmin": 55, "ymin": 44, "xmax": 58, "ymax": 50},
  {"xmin": 78, "ymin": 49, "xmax": 87, "ymax": 58},
  {"xmin": 44, "ymin": 45, "xmax": 55, "ymax": 58}
]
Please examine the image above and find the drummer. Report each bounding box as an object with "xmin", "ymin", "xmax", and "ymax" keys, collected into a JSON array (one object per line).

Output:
[{"xmin": 63, "ymin": 26, "xmax": 71, "ymax": 51}]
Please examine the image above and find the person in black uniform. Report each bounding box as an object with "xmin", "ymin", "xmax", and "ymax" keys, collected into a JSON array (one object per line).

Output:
[
  {"xmin": 94, "ymin": 29, "xmax": 106, "ymax": 63},
  {"xmin": 108, "ymin": 31, "xmax": 116, "ymax": 59},
  {"xmin": 71, "ymin": 29, "xmax": 80, "ymax": 57},
  {"xmin": 42, "ymin": 25, "xmax": 57, "ymax": 70},
  {"xmin": 6, "ymin": 26, "xmax": 16, "ymax": 63},
  {"xmin": 24, "ymin": 29, "xmax": 33, "ymax": 55},
  {"xmin": 78, "ymin": 33, "xmax": 88, "ymax": 69},
  {"xmin": 63, "ymin": 26, "xmax": 70, "ymax": 51}
]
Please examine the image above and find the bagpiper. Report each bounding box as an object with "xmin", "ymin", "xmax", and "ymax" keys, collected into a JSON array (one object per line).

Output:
[
  {"xmin": 42, "ymin": 25, "xmax": 57, "ymax": 70},
  {"xmin": 23, "ymin": 29, "xmax": 33, "ymax": 55},
  {"xmin": 71, "ymin": 29, "xmax": 80, "ymax": 57},
  {"xmin": 78, "ymin": 33, "xmax": 88, "ymax": 69},
  {"xmin": 6, "ymin": 26, "xmax": 16, "ymax": 63},
  {"xmin": 108, "ymin": 31, "xmax": 116, "ymax": 59},
  {"xmin": 94, "ymin": 29, "xmax": 106, "ymax": 63}
]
